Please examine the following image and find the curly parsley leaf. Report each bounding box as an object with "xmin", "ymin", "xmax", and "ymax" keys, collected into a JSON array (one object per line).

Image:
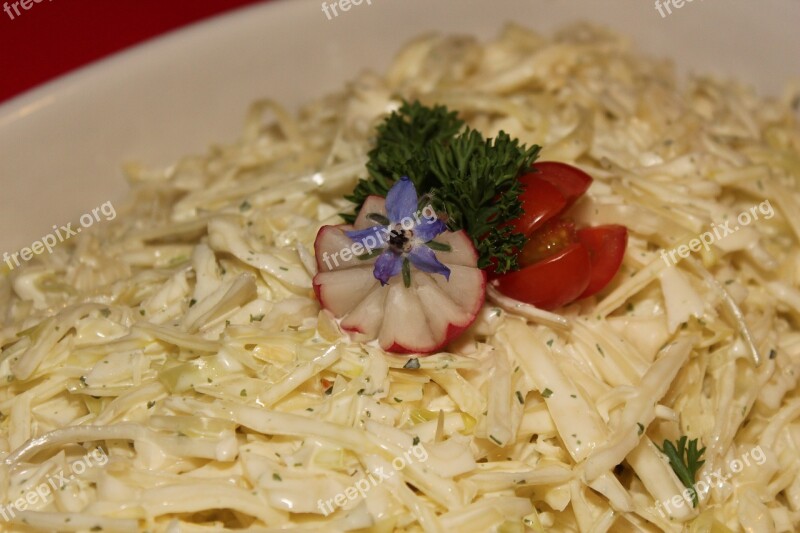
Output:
[
  {"xmin": 343, "ymin": 100, "xmax": 540, "ymax": 273},
  {"xmin": 344, "ymin": 101, "xmax": 462, "ymax": 218},
  {"xmin": 657, "ymin": 436, "xmax": 706, "ymax": 507}
]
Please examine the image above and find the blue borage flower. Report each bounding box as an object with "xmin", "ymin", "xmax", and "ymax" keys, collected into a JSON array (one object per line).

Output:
[{"xmin": 346, "ymin": 177, "xmax": 450, "ymax": 286}]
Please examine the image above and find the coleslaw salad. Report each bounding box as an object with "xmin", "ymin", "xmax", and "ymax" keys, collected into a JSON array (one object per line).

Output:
[{"xmin": 0, "ymin": 23, "xmax": 798, "ymax": 533}]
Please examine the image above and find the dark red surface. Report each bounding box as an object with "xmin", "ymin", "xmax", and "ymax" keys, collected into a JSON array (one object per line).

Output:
[{"xmin": 0, "ymin": 0, "xmax": 270, "ymax": 103}]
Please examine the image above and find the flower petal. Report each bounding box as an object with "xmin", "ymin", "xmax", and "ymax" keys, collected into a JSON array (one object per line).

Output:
[
  {"xmin": 374, "ymin": 250, "xmax": 404, "ymax": 285},
  {"xmin": 386, "ymin": 176, "xmax": 418, "ymax": 223},
  {"xmin": 345, "ymin": 226, "xmax": 388, "ymax": 250},
  {"xmin": 413, "ymin": 218, "xmax": 447, "ymax": 243},
  {"xmin": 408, "ymin": 245, "xmax": 451, "ymax": 281}
]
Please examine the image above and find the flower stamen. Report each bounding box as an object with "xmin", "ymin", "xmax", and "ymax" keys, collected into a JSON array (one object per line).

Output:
[{"xmin": 389, "ymin": 226, "xmax": 414, "ymax": 253}]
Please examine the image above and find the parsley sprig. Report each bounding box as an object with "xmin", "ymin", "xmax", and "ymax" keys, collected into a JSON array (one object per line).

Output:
[
  {"xmin": 343, "ymin": 101, "xmax": 541, "ymax": 273},
  {"xmin": 658, "ymin": 436, "xmax": 706, "ymax": 507}
]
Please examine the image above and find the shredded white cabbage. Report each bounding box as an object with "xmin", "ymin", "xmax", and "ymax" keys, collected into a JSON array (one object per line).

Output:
[{"xmin": 0, "ymin": 23, "xmax": 799, "ymax": 533}]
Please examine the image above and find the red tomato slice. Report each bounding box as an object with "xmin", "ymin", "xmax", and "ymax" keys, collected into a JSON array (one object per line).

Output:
[
  {"xmin": 510, "ymin": 162, "xmax": 592, "ymax": 238},
  {"xmin": 576, "ymin": 225, "xmax": 628, "ymax": 299},
  {"xmin": 510, "ymin": 175, "xmax": 567, "ymax": 236},
  {"xmin": 529, "ymin": 162, "xmax": 593, "ymax": 211},
  {"xmin": 494, "ymin": 243, "xmax": 591, "ymax": 310}
]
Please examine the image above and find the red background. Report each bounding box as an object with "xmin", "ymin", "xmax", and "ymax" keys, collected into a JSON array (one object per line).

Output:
[{"xmin": 0, "ymin": 0, "xmax": 270, "ymax": 103}]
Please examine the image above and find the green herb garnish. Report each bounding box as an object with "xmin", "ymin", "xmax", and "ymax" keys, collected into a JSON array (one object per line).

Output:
[
  {"xmin": 343, "ymin": 101, "xmax": 540, "ymax": 273},
  {"xmin": 357, "ymin": 249, "xmax": 383, "ymax": 261},
  {"xmin": 367, "ymin": 212, "xmax": 390, "ymax": 225},
  {"xmin": 402, "ymin": 257, "xmax": 411, "ymax": 288},
  {"xmin": 425, "ymin": 240, "xmax": 452, "ymax": 252},
  {"xmin": 658, "ymin": 436, "xmax": 706, "ymax": 507}
]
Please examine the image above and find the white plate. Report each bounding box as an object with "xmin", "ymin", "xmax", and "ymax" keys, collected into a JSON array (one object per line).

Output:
[{"xmin": 0, "ymin": 0, "xmax": 797, "ymax": 252}]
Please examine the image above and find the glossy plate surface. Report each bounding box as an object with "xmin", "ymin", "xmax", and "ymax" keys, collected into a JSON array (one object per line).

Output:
[{"xmin": 0, "ymin": 0, "xmax": 797, "ymax": 251}]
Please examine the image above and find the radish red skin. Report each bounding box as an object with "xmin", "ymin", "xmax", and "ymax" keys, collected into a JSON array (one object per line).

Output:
[
  {"xmin": 383, "ymin": 270, "xmax": 486, "ymax": 354},
  {"xmin": 385, "ymin": 323, "xmax": 471, "ymax": 354}
]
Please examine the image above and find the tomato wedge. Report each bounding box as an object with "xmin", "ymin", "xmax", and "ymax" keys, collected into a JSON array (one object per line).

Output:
[
  {"xmin": 509, "ymin": 176, "xmax": 567, "ymax": 236},
  {"xmin": 529, "ymin": 162, "xmax": 593, "ymax": 210},
  {"xmin": 493, "ymin": 243, "xmax": 591, "ymax": 310},
  {"xmin": 576, "ymin": 225, "xmax": 628, "ymax": 299},
  {"xmin": 511, "ymin": 162, "xmax": 593, "ymax": 238}
]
